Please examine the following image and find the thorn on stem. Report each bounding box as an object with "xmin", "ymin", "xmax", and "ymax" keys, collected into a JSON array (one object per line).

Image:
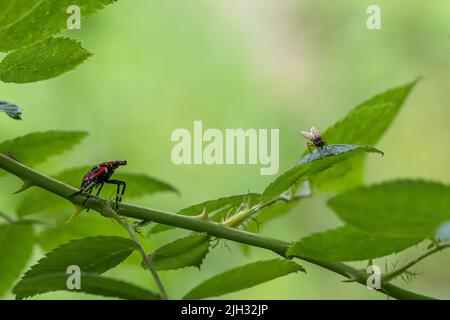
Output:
[
  {"xmin": 13, "ymin": 179, "xmax": 33, "ymax": 194},
  {"xmin": 66, "ymin": 204, "xmax": 85, "ymax": 223},
  {"xmin": 198, "ymin": 207, "xmax": 209, "ymax": 221}
]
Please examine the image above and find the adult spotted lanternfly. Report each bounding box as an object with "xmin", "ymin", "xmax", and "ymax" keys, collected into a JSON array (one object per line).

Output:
[
  {"xmin": 70, "ymin": 161, "xmax": 127, "ymax": 210},
  {"xmin": 299, "ymin": 126, "xmax": 327, "ymax": 155}
]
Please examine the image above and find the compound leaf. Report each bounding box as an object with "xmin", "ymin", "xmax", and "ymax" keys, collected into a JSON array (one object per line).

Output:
[
  {"xmin": 263, "ymin": 145, "xmax": 383, "ymax": 201},
  {"xmin": 14, "ymin": 272, "xmax": 160, "ymax": 300},
  {"xmin": 16, "ymin": 236, "xmax": 137, "ymax": 287},
  {"xmin": 145, "ymin": 233, "xmax": 210, "ymax": 271},
  {"xmin": 0, "ymin": 223, "xmax": 35, "ymax": 297},
  {"xmin": 0, "ymin": 0, "xmax": 41, "ymax": 29},
  {"xmin": 0, "ymin": 37, "xmax": 91, "ymax": 83},
  {"xmin": 0, "ymin": 0, "xmax": 116, "ymax": 52},
  {"xmin": 328, "ymin": 180, "xmax": 450, "ymax": 238},
  {"xmin": 310, "ymin": 80, "xmax": 418, "ymax": 191},
  {"xmin": 39, "ymin": 215, "xmax": 127, "ymax": 252},
  {"xmin": 0, "ymin": 131, "xmax": 87, "ymax": 176},
  {"xmin": 288, "ymin": 226, "xmax": 422, "ymax": 262},
  {"xmin": 183, "ymin": 259, "xmax": 304, "ymax": 300}
]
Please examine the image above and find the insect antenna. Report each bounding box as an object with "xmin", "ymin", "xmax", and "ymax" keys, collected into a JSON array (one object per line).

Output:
[
  {"xmin": 249, "ymin": 216, "xmax": 262, "ymax": 233},
  {"xmin": 221, "ymin": 207, "xmax": 234, "ymax": 223},
  {"xmin": 220, "ymin": 239, "xmax": 232, "ymax": 252},
  {"xmin": 210, "ymin": 237, "xmax": 221, "ymax": 249}
]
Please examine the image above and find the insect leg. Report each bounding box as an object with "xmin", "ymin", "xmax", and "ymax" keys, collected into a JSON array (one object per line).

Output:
[
  {"xmin": 307, "ymin": 143, "xmax": 313, "ymax": 154},
  {"xmin": 83, "ymin": 182, "xmax": 105, "ymax": 213},
  {"xmin": 114, "ymin": 182, "xmax": 121, "ymax": 206},
  {"xmin": 323, "ymin": 137, "xmax": 329, "ymax": 152},
  {"xmin": 105, "ymin": 179, "xmax": 126, "ymax": 209},
  {"xmin": 317, "ymin": 147, "xmax": 323, "ymax": 158},
  {"xmin": 95, "ymin": 182, "xmax": 105, "ymax": 197},
  {"xmin": 83, "ymin": 184, "xmax": 96, "ymax": 211},
  {"xmin": 83, "ymin": 185, "xmax": 95, "ymax": 201},
  {"xmin": 307, "ymin": 142, "xmax": 314, "ymax": 161},
  {"xmin": 109, "ymin": 180, "xmax": 126, "ymax": 203},
  {"xmin": 69, "ymin": 182, "xmax": 92, "ymax": 198},
  {"xmin": 119, "ymin": 181, "xmax": 126, "ymax": 203}
]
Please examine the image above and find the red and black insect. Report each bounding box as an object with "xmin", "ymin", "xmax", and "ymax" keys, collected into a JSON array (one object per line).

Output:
[{"xmin": 70, "ymin": 161, "xmax": 127, "ymax": 210}]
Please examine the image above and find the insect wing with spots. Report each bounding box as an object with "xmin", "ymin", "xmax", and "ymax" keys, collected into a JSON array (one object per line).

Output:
[
  {"xmin": 70, "ymin": 161, "xmax": 128, "ymax": 213},
  {"xmin": 80, "ymin": 162, "xmax": 119, "ymax": 188},
  {"xmin": 81, "ymin": 165, "xmax": 108, "ymax": 189}
]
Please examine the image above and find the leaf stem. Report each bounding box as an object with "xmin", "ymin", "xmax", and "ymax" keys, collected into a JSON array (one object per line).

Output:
[
  {"xmin": 101, "ymin": 204, "xmax": 168, "ymax": 300},
  {"xmin": 381, "ymin": 244, "xmax": 450, "ymax": 283},
  {"xmin": 0, "ymin": 153, "xmax": 437, "ymax": 300},
  {"xmin": 222, "ymin": 194, "xmax": 295, "ymax": 228}
]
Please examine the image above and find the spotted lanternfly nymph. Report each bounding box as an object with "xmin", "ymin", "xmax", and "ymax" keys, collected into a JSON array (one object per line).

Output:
[
  {"xmin": 299, "ymin": 126, "xmax": 327, "ymax": 154},
  {"xmin": 70, "ymin": 160, "xmax": 127, "ymax": 210}
]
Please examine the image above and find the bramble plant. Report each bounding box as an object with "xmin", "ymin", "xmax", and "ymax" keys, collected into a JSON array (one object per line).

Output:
[{"xmin": 0, "ymin": 1, "xmax": 449, "ymax": 301}]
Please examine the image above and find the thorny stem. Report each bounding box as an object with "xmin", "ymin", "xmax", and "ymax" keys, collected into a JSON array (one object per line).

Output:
[
  {"xmin": 221, "ymin": 196, "xmax": 290, "ymax": 228},
  {"xmin": 381, "ymin": 244, "xmax": 450, "ymax": 284},
  {"xmin": 101, "ymin": 204, "xmax": 169, "ymax": 300},
  {"xmin": 0, "ymin": 153, "xmax": 437, "ymax": 300}
]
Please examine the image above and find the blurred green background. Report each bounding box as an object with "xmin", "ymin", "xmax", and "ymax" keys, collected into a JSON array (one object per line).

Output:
[{"xmin": 0, "ymin": 0, "xmax": 449, "ymax": 299}]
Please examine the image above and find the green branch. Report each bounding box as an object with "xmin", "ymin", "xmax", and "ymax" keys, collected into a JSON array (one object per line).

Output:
[
  {"xmin": 222, "ymin": 195, "xmax": 291, "ymax": 228},
  {"xmin": 0, "ymin": 153, "xmax": 436, "ymax": 300},
  {"xmin": 101, "ymin": 205, "xmax": 169, "ymax": 300}
]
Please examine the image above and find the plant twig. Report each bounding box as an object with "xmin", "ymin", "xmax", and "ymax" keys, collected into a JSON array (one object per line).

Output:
[
  {"xmin": 382, "ymin": 244, "xmax": 450, "ymax": 284},
  {"xmin": 101, "ymin": 204, "xmax": 168, "ymax": 300},
  {"xmin": 221, "ymin": 192, "xmax": 305, "ymax": 228},
  {"xmin": 222, "ymin": 197, "xmax": 280, "ymax": 228},
  {"xmin": 0, "ymin": 153, "xmax": 437, "ymax": 300}
]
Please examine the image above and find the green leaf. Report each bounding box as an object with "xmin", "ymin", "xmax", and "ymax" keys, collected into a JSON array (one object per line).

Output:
[
  {"xmin": 328, "ymin": 180, "xmax": 450, "ymax": 238},
  {"xmin": 0, "ymin": 131, "xmax": 87, "ymax": 173},
  {"xmin": 18, "ymin": 165, "xmax": 177, "ymax": 216},
  {"xmin": 0, "ymin": 37, "xmax": 92, "ymax": 83},
  {"xmin": 0, "ymin": 101, "xmax": 22, "ymax": 120},
  {"xmin": 39, "ymin": 215, "xmax": 127, "ymax": 252},
  {"xmin": 14, "ymin": 272, "xmax": 160, "ymax": 300},
  {"xmin": 17, "ymin": 236, "xmax": 137, "ymax": 287},
  {"xmin": 310, "ymin": 80, "xmax": 418, "ymax": 191},
  {"xmin": 0, "ymin": 0, "xmax": 116, "ymax": 52},
  {"xmin": 0, "ymin": 0, "xmax": 40, "ymax": 29},
  {"xmin": 115, "ymin": 172, "xmax": 179, "ymax": 197},
  {"xmin": 263, "ymin": 144, "xmax": 383, "ymax": 201},
  {"xmin": 288, "ymin": 226, "xmax": 422, "ymax": 262},
  {"xmin": 183, "ymin": 259, "xmax": 304, "ymax": 299},
  {"xmin": 0, "ymin": 224, "xmax": 35, "ymax": 297},
  {"xmin": 145, "ymin": 233, "xmax": 210, "ymax": 271},
  {"xmin": 149, "ymin": 193, "xmax": 261, "ymax": 234}
]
